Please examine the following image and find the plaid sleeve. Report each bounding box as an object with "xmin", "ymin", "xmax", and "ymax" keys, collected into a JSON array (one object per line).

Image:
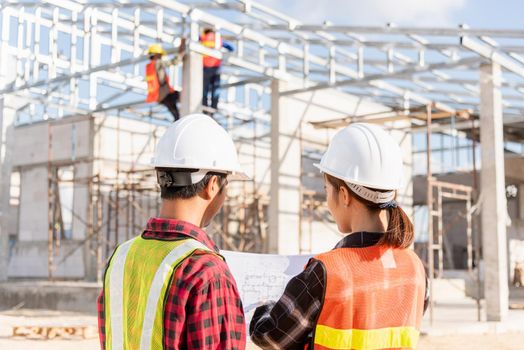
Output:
[
  {"xmin": 249, "ymin": 259, "xmax": 326, "ymax": 350},
  {"xmin": 165, "ymin": 252, "xmax": 246, "ymax": 350},
  {"xmin": 97, "ymin": 290, "xmax": 105, "ymax": 350}
]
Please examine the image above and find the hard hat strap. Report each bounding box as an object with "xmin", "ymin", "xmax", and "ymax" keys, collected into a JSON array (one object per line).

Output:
[
  {"xmin": 157, "ymin": 169, "xmax": 229, "ymax": 187},
  {"xmin": 345, "ymin": 182, "xmax": 396, "ymax": 204},
  {"xmin": 156, "ymin": 170, "xmax": 194, "ymax": 187}
]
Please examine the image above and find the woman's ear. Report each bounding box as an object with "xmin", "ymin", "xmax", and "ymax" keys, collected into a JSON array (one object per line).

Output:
[{"xmin": 339, "ymin": 185, "xmax": 352, "ymax": 208}]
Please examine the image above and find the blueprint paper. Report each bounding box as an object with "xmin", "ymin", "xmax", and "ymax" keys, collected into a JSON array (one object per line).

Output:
[{"xmin": 220, "ymin": 250, "xmax": 313, "ymax": 335}]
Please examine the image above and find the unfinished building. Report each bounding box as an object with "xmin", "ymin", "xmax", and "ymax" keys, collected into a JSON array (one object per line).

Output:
[{"xmin": 1, "ymin": 0, "xmax": 524, "ymax": 323}]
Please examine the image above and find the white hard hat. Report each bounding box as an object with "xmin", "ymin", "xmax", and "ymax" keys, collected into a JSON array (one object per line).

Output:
[
  {"xmin": 314, "ymin": 123, "xmax": 403, "ymax": 192},
  {"xmin": 152, "ymin": 114, "xmax": 249, "ymax": 184}
]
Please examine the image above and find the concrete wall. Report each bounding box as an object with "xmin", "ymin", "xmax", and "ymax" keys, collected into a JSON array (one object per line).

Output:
[
  {"xmin": 0, "ymin": 281, "xmax": 99, "ymax": 314},
  {"xmin": 93, "ymin": 116, "xmax": 163, "ymax": 176},
  {"xmin": 8, "ymin": 114, "xmax": 169, "ymax": 279},
  {"xmin": 12, "ymin": 117, "xmax": 92, "ymax": 168},
  {"xmin": 8, "ymin": 117, "xmax": 94, "ymax": 279},
  {"xmin": 7, "ymin": 204, "xmax": 18, "ymax": 238},
  {"xmin": 8, "ymin": 241, "xmax": 85, "ymax": 279},
  {"xmin": 8, "ymin": 113, "xmax": 174, "ymax": 279},
  {"xmin": 17, "ymin": 166, "xmax": 48, "ymax": 242}
]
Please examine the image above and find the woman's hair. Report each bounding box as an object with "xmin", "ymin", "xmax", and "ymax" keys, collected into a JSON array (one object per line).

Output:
[{"xmin": 325, "ymin": 174, "xmax": 414, "ymax": 249}]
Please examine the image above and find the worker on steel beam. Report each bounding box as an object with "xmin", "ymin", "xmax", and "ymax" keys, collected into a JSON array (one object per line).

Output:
[
  {"xmin": 250, "ymin": 123, "xmax": 429, "ymax": 349},
  {"xmin": 145, "ymin": 43, "xmax": 184, "ymax": 121},
  {"xmin": 97, "ymin": 114, "xmax": 248, "ymax": 349},
  {"xmin": 200, "ymin": 28, "xmax": 234, "ymax": 116}
]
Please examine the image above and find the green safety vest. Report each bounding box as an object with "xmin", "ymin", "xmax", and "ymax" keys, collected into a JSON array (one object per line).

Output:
[{"xmin": 103, "ymin": 237, "xmax": 215, "ymax": 350}]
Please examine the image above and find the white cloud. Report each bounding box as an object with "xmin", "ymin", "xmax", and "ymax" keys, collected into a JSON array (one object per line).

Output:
[{"xmin": 259, "ymin": 0, "xmax": 468, "ymax": 26}]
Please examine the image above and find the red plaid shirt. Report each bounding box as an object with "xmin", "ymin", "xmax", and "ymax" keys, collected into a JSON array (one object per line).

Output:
[{"xmin": 97, "ymin": 218, "xmax": 246, "ymax": 350}]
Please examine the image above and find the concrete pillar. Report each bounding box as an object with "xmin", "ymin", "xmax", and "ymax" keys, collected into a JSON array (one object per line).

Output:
[
  {"xmin": 0, "ymin": 14, "xmax": 18, "ymax": 280},
  {"xmin": 397, "ymin": 97, "xmax": 414, "ymax": 221},
  {"xmin": 0, "ymin": 104, "xmax": 13, "ymax": 282},
  {"xmin": 391, "ymin": 124, "xmax": 413, "ymax": 220},
  {"xmin": 0, "ymin": 95, "xmax": 17, "ymax": 281},
  {"xmin": 0, "ymin": 97, "xmax": 6, "ymax": 281},
  {"xmin": 479, "ymin": 62, "xmax": 509, "ymax": 321},
  {"xmin": 181, "ymin": 51, "xmax": 203, "ymax": 116},
  {"xmin": 268, "ymin": 79, "xmax": 301, "ymax": 254}
]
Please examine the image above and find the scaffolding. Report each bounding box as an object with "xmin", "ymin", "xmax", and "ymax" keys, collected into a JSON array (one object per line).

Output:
[{"xmin": 1, "ymin": 0, "xmax": 524, "ymax": 322}]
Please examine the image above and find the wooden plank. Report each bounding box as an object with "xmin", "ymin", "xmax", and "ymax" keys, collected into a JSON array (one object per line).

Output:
[{"xmin": 12, "ymin": 325, "xmax": 98, "ymax": 339}]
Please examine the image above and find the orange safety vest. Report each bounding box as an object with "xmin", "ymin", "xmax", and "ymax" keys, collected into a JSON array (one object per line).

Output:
[
  {"xmin": 200, "ymin": 32, "xmax": 222, "ymax": 68},
  {"xmin": 311, "ymin": 246, "xmax": 425, "ymax": 350},
  {"xmin": 145, "ymin": 59, "xmax": 173, "ymax": 103}
]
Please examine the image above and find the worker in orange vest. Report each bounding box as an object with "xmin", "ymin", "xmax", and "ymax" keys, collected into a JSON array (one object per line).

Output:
[
  {"xmin": 145, "ymin": 43, "xmax": 183, "ymax": 121},
  {"xmin": 250, "ymin": 123, "xmax": 428, "ymax": 349},
  {"xmin": 199, "ymin": 28, "xmax": 234, "ymax": 115}
]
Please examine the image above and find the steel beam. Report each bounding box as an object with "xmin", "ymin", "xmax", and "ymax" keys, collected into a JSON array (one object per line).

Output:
[
  {"xmin": 265, "ymin": 24, "xmax": 524, "ymax": 39},
  {"xmin": 462, "ymin": 36, "xmax": 524, "ymax": 78},
  {"xmin": 281, "ymin": 56, "xmax": 480, "ymax": 96}
]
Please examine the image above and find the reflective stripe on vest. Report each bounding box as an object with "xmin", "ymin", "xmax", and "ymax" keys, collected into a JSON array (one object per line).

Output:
[
  {"xmin": 314, "ymin": 325, "xmax": 420, "ymax": 350},
  {"xmin": 104, "ymin": 237, "xmax": 214, "ymax": 350},
  {"xmin": 312, "ymin": 246, "xmax": 425, "ymax": 350},
  {"xmin": 106, "ymin": 239, "xmax": 134, "ymax": 350}
]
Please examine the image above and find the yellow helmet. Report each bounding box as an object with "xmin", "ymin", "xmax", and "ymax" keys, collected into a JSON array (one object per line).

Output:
[{"xmin": 148, "ymin": 43, "xmax": 166, "ymax": 56}]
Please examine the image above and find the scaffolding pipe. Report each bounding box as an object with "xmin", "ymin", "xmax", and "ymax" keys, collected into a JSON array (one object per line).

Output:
[
  {"xmin": 47, "ymin": 124, "xmax": 55, "ymax": 280},
  {"xmin": 426, "ymin": 103, "xmax": 434, "ymax": 326}
]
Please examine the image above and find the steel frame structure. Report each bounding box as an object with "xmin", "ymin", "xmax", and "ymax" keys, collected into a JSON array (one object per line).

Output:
[
  {"xmin": 1, "ymin": 0, "xmax": 522, "ymax": 323},
  {"xmin": 1, "ymin": 0, "xmax": 524, "ymax": 130}
]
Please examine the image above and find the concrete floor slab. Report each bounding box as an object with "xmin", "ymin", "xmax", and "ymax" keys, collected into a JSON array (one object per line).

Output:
[{"xmin": 0, "ymin": 281, "xmax": 101, "ymax": 314}]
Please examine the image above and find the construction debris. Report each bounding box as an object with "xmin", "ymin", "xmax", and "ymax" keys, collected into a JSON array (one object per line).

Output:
[
  {"xmin": 509, "ymin": 304, "xmax": 524, "ymax": 310},
  {"xmin": 12, "ymin": 325, "xmax": 98, "ymax": 340}
]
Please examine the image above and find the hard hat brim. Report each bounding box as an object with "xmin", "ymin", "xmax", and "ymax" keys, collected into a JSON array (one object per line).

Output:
[{"xmin": 153, "ymin": 162, "xmax": 251, "ymax": 181}]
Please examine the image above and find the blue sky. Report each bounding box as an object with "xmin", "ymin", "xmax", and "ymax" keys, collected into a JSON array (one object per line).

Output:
[{"xmin": 258, "ymin": 0, "xmax": 524, "ymax": 29}]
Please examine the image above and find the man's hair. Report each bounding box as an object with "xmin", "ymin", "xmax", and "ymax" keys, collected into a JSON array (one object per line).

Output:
[
  {"xmin": 203, "ymin": 27, "xmax": 215, "ymax": 35},
  {"xmin": 160, "ymin": 171, "xmax": 227, "ymax": 200}
]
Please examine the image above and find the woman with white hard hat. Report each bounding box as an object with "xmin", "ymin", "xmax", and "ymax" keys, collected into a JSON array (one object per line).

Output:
[{"xmin": 250, "ymin": 123, "xmax": 427, "ymax": 350}]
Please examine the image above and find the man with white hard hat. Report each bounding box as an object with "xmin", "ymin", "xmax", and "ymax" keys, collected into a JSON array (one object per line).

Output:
[{"xmin": 97, "ymin": 114, "xmax": 248, "ymax": 349}]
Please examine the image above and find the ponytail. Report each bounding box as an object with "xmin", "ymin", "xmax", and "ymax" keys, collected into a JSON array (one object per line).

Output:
[
  {"xmin": 325, "ymin": 173, "xmax": 414, "ymax": 249},
  {"xmin": 379, "ymin": 206, "xmax": 414, "ymax": 249}
]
